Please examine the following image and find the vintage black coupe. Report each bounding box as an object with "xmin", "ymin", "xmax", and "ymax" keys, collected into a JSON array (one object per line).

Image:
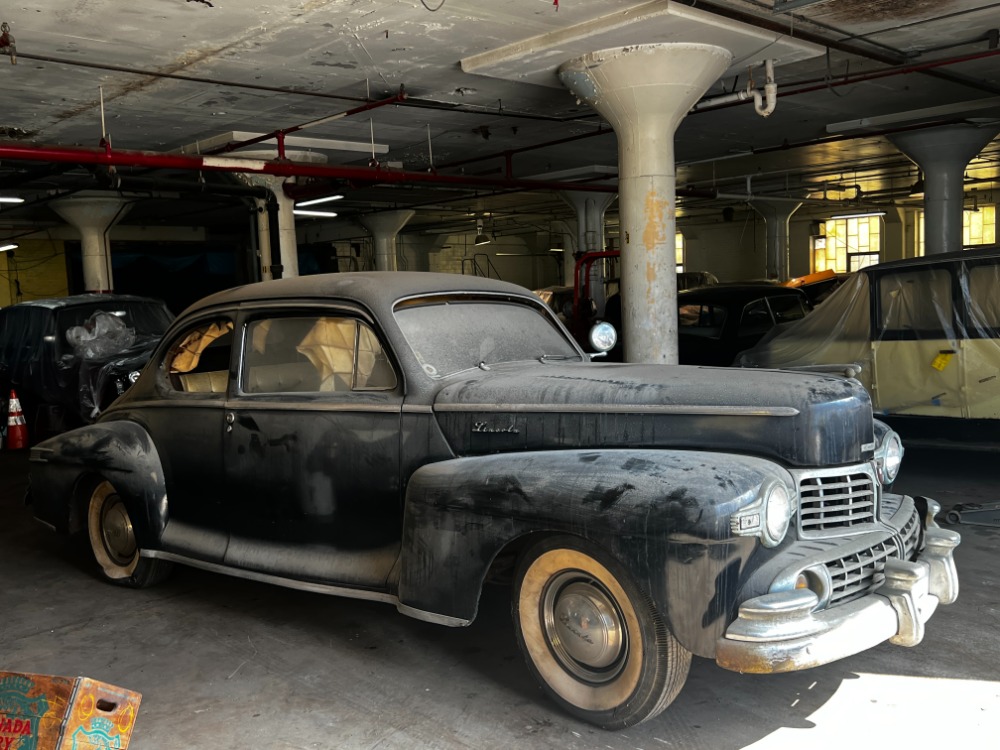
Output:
[{"xmin": 28, "ymin": 272, "xmax": 960, "ymax": 729}]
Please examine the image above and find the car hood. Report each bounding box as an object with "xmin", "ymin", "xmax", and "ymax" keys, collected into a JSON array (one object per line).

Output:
[{"xmin": 432, "ymin": 361, "xmax": 874, "ymax": 467}]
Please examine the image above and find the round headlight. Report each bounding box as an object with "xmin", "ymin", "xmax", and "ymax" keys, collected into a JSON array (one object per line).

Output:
[
  {"xmin": 881, "ymin": 433, "xmax": 903, "ymax": 483},
  {"xmin": 763, "ymin": 481, "xmax": 792, "ymax": 545},
  {"xmin": 588, "ymin": 321, "xmax": 617, "ymax": 353}
]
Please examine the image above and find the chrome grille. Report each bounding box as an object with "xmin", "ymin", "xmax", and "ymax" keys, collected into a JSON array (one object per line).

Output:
[
  {"xmin": 798, "ymin": 472, "xmax": 877, "ymax": 536},
  {"xmin": 897, "ymin": 509, "xmax": 921, "ymax": 559},
  {"xmin": 825, "ymin": 541, "xmax": 894, "ymax": 605}
]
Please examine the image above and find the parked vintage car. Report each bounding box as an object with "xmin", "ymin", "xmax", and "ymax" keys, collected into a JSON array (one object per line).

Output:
[
  {"xmin": 739, "ymin": 245, "xmax": 1000, "ymax": 446},
  {"xmin": 0, "ymin": 294, "xmax": 175, "ymax": 437},
  {"xmin": 677, "ymin": 283, "xmax": 812, "ymax": 366},
  {"xmin": 27, "ymin": 272, "xmax": 959, "ymax": 729}
]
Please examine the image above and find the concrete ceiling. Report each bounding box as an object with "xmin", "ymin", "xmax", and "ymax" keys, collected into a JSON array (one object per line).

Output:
[{"xmin": 0, "ymin": 0, "xmax": 998, "ymax": 241}]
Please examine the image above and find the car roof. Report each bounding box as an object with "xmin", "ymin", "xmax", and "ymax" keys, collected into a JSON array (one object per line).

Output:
[
  {"xmin": 860, "ymin": 244, "xmax": 1000, "ymax": 274},
  {"xmin": 3, "ymin": 293, "xmax": 166, "ymax": 311},
  {"xmin": 677, "ymin": 284, "xmax": 807, "ymax": 304},
  {"xmin": 181, "ymin": 271, "xmax": 536, "ymax": 316}
]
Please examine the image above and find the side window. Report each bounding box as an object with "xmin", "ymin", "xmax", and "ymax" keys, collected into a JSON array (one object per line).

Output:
[
  {"xmin": 768, "ymin": 294, "xmax": 809, "ymax": 324},
  {"xmin": 966, "ymin": 264, "xmax": 1000, "ymax": 335},
  {"xmin": 738, "ymin": 299, "xmax": 774, "ymax": 338},
  {"xmin": 678, "ymin": 303, "xmax": 726, "ymax": 338},
  {"xmin": 164, "ymin": 318, "xmax": 234, "ymax": 394},
  {"xmin": 878, "ymin": 269, "xmax": 952, "ymax": 336},
  {"xmin": 242, "ymin": 315, "xmax": 396, "ymax": 394}
]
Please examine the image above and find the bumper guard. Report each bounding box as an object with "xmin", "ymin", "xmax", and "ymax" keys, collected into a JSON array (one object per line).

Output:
[{"xmin": 716, "ymin": 526, "xmax": 961, "ymax": 674}]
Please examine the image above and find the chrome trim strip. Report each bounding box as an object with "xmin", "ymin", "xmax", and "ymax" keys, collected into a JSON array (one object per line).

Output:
[
  {"xmin": 33, "ymin": 516, "xmax": 57, "ymax": 532},
  {"xmin": 402, "ymin": 404, "xmax": 433, "ymax": 414},
  {"xmin": 225, "ymin": 401, "xmax": 402, "ymax": 413},
  {"xmin": 433, "ymin": 403, "xmax": 800, "ymax": 416},
  {"xmin": 123, "ymin": 399, "xmax": 402, "ymax": 414},
  {"xmin": 396, "ymin": 603, "xmax": 470, "ymax": 627},
  {"xmin": 142, "ymin": 550, "xmax": 398, "ymax": 604}
]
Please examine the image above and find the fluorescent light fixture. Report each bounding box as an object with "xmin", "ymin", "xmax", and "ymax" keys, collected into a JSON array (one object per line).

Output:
[
  {"xmin": 830, "ymin": 211, "xmax": 886, "ymax": 220},
  {"xmin": 474, "ymin": 219, "xmax": 490, "ymax": 246},
  {"xmin": 0, "ymin": 197, "xmax": 24, "ymax": 204},
  {"xmin": 549, "ymin": 247, "xmax": 564, "ymax": 252},
  {"xmin": 293, "ymin": 210, "xmax": 339, "ymax": 218},
  {"xmin": 296, "ymin": 194, "xmax": 344, "ymax": 208},
  {"xmin": 0, "ymin": 243, "xmax": 17, "ymax": 252}
]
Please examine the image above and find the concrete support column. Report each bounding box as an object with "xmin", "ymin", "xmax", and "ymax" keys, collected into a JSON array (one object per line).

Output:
[
  {"xmin": 559, "ymin": 43, "xmax": 732, "ymax": 364},
  {"xmin": 889, "ymin": 125, "xmax": 1000, "ymax": 255},
  {"xmin": 50, "ymin": 193, "xmax": 131, "ymax": 293},
  {"xmin": 236, "ymin": 150, "xmax": 328, "ymax": 278},
  {"xmin": 560, "ymin": 190, "xmax": 617, "ymax": 314},
  {"xmin": 253, "ymin": 197, "xmax": 274, "ymax": 281},
  {"xmin": 359, "ymin": 210, "xmax": 415, "ymax": 271},
  {"xmin": 749, "ymin": 198, "xmax": 803, "ymax": 280}
]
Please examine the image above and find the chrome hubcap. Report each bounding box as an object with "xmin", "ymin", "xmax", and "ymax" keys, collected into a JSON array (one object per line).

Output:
[
  {"xmin": 543, "ymin": 573, "xmax": 626, "ymax": 683},
  {"xmin": 101, "ymin": 495, "xmax": 137, "ymax": 566}
]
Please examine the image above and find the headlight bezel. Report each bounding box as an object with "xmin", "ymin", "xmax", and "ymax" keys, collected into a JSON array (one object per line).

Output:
[
  {"xmin": 731, "ymin": 478, "xmax": 795, "ymax": 547},
  {"xmin": 874, "ymin": 428, "xmax": 904, "ymax": 485}
]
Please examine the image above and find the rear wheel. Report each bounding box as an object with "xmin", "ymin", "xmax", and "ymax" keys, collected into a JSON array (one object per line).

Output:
[
  {"xmin": 512, "ymin": 536, "xmax": 691, "ymax": 729},
  {"xmin": 87, "ymin": 479, "xmax": 171, "ymax": 587}
]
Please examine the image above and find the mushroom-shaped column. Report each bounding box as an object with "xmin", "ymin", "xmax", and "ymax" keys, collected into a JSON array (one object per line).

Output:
[
  {"xmin": 559, "ymin": 44, "xmax": 732, "ymax": 363},
  {"xmin": 560, "ymin": 190, "xmax": 617, "ymax": 313},
  {"xmin": 749, "ymin": 198, "xmax": 803, "ymax": 280},
  {"xmin": 889, "ymin": 124, "xmax": 1000, "ymax": 255},
  {"xmin": 236, "ymin": 150, "xmax": 328, "ymax": 278},
  {"xmin": 50, "ymin": 194, "xmax": 131, "ymax": 293},
  {"xmin": 359, "ymin": 210, "xmax": 415, "ymax": 271}
]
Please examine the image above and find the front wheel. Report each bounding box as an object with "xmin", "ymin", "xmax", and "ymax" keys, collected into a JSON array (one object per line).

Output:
[
  {"xmin": 513, "ymin": 536, "xmax": 691, "ymax": 729},
  {"xmin": 87, "ymin": 479, "xmax": 172, "ymax": 587}
]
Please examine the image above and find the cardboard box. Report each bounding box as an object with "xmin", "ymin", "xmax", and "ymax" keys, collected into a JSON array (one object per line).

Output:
[{"xmin": 0, "ymin": 672, "xmax": 141, "ymax": 750}]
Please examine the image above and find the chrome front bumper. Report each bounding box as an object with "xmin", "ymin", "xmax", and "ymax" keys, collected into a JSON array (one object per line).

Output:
[{"xmin": 715, "ymin": 526, "xmax": 961, "ymax": 674}]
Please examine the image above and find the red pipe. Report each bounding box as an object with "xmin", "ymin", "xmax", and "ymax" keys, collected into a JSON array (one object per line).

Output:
[{"xmin": 0, "ymin": 142, "xmax": 618, "ymax": 195}]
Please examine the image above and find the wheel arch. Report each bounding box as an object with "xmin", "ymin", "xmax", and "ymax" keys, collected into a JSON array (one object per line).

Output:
[
  {"xmin": 397, "ymin": 448, "xmax": 781, "ymax": 652},
  {"xmin": 29, "ymin": 420, "xmax": 169, "ymax": 548}
]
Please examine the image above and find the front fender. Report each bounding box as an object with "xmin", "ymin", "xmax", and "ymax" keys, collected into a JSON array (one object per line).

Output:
[
  {"xmin": 29, "ymin": 420, "xmax": 167, "ymax": 546},
  {"xmin": 398, "ymin": 448, "xmax": 791, "ymax": 654}
]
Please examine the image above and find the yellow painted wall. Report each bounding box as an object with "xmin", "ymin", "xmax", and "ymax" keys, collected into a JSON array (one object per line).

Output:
[{"xmin": 0, "ymin": 238, "xmax": 69, "ymax": 306}]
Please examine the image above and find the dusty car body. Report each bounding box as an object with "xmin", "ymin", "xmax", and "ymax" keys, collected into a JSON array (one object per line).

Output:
[
  {"xmin": 677, "ymin": 283, "xmax": 811, "ymax": 366},
  {"xmin": 0, "ymin": 294, "xmax": 174, "ymax": 436},
  {"xmin": 28, "ymin": 272, "xmax": 959, "ymax": 729},
  {"xmin": 739, "ymin": 246, "xmax": 1000, "ymax": 446}
]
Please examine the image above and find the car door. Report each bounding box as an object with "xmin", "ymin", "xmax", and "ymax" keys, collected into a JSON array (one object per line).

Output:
[
  {"xmin": 871, "ymin": 266, "xmax": 964, "ymax": 417},
  {"xmin": 146, "ymin": 313, "xmax": 235, "ymax": 562},
  {"xmin": 222, "ymin": 306, "xmax": 403, "ymax": 589}
]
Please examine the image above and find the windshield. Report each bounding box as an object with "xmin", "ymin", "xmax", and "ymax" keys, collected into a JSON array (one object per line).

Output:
[{"xmin": 394, "ymin": 296, "xmax": 581, "ymax": 378}]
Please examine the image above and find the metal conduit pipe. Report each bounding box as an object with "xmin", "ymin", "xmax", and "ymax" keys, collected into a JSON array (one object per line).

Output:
[
  {"xmin": 208, "ymin": 87, "xmax": 408, "ymax": 158},
  {"xmin": 0, "ymin": 143, "xmax": 627, "ymax": 195},
  {"xmin": 429, "ymin": 49, "xmax": 1000, "ymax": 176},
  {"xmin": 670, "ymin": 0, "xmax": 1000, "ymax": 95}
]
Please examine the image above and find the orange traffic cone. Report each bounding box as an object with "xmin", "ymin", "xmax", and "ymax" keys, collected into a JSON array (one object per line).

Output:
[{"xmin": 6, "ymin": 389, "xmax": 28, "ymax": 450}]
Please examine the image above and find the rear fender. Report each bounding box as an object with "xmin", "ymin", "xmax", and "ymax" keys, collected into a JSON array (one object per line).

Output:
[
  {"xmin": 398, "ymin": 448, "xmax": 790, "ymax": 654},
  {"xmin": 29, "ymin": 420, "xmax": 167, "ymax": 545}
]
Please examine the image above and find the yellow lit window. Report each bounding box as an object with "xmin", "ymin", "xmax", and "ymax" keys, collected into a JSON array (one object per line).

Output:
[
  {"xmin": 676, "ymin": 232, "xmax": 685, "ymax": 273},
  {"xmin": 812, "ymin": 215, "xmax": 881, "ymax": 273},
  {"xmin": 916, "ymin": 205, "xmax": 996, "ymax": 255}
]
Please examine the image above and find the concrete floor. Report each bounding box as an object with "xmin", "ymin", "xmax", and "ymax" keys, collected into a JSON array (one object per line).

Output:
[{"xmin": 1, "ymin": 445, "xmax": 998, "ymax": 750}]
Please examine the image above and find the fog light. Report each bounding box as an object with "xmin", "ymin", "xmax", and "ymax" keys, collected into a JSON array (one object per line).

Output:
[{"xmin": 792, "ymin": 566, "xmax": 831, "ymax": 608}]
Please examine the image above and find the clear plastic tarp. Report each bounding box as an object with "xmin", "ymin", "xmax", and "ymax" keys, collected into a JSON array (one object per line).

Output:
[{"xmin": 739, "ymin": 249, "xmax": 1000, "ymax": 420}]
